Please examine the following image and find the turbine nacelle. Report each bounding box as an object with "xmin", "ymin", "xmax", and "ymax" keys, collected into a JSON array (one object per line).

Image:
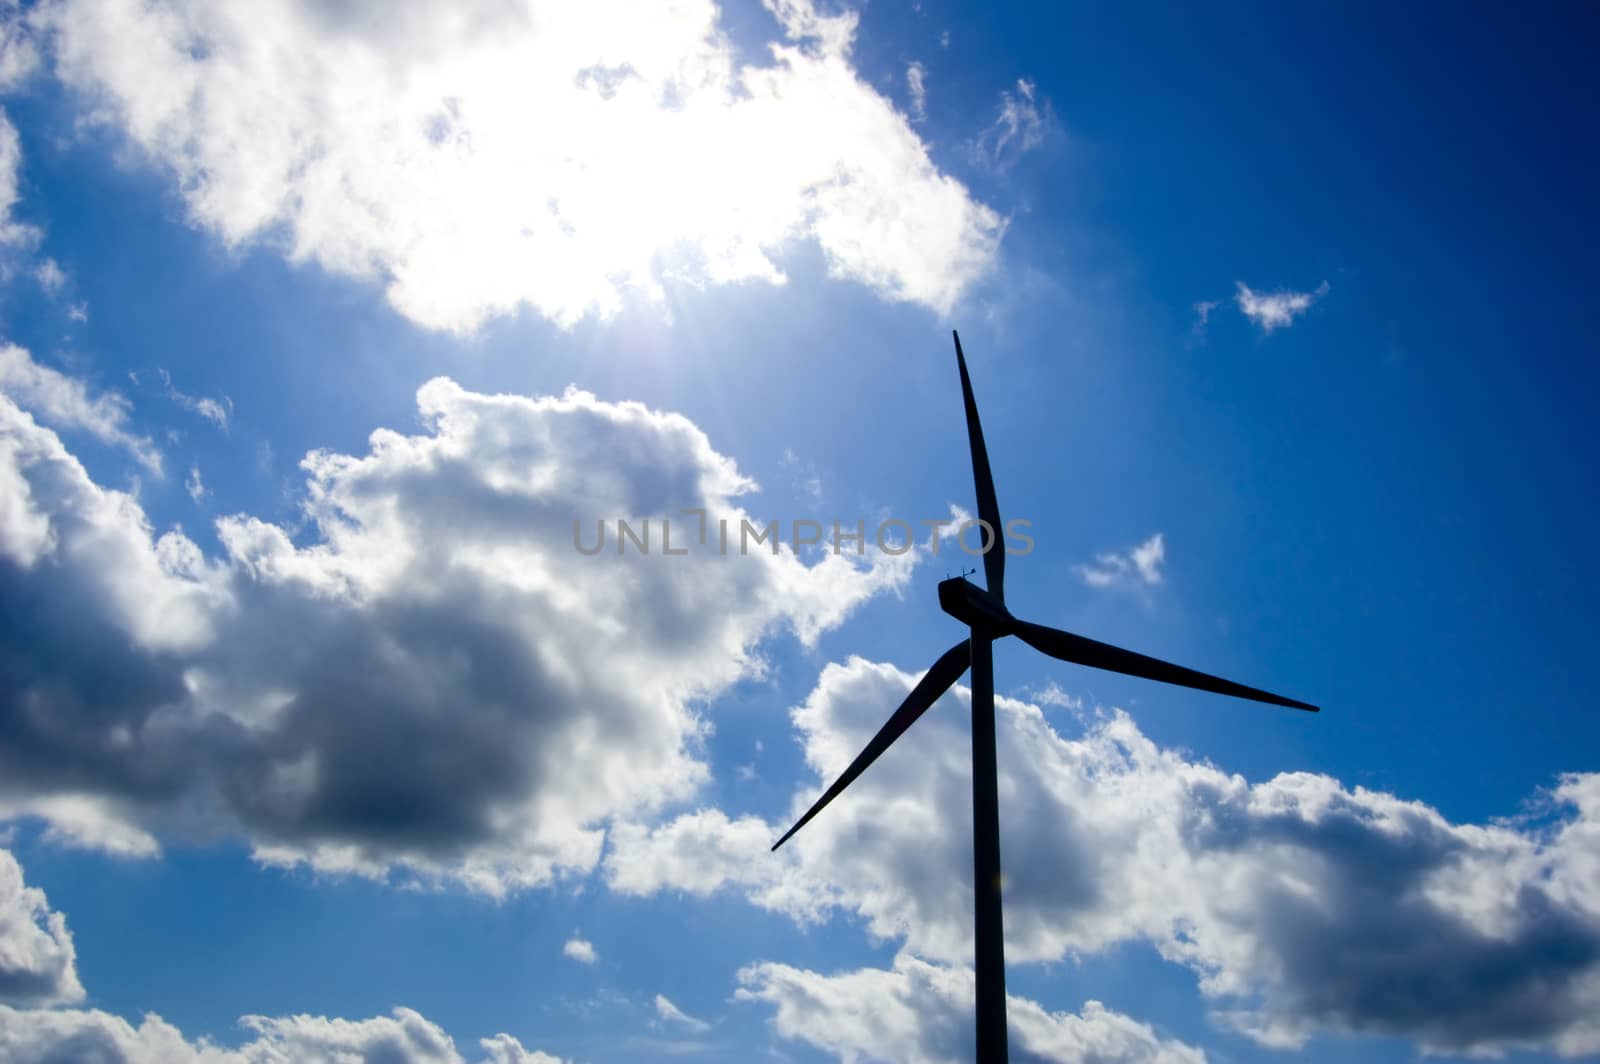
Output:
[{"xmin": 938, "ymin": 576, "xmax": 1013, "ymax": 636}]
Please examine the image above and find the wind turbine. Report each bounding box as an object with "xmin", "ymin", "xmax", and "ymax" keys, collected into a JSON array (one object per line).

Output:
[{"xmin": 772, "ymin": 331, "xmax": 1317, "ymax": 1062}]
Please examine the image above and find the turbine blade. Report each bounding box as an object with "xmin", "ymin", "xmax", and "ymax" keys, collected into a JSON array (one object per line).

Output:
[
  {"xmin": 953, "ymin": 331, "xmax": 1005, "ymax": 602},
  {"xmin": 1013, "ymin": 619, "xmax": 1318, "ymax": 712},
  {"xmin": 772, "ymin": 640, "xmax": 972, "ymax": 851}
]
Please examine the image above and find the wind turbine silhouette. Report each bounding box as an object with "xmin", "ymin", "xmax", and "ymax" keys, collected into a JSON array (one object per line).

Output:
[{"xmin": 772, "ymin": 331, "xmax": 1317, "ymax": 1062}]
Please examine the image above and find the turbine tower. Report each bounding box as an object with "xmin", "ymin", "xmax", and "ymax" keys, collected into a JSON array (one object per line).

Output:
[{"xmin": 772, "ymin": 331, "xmax": 1317, "ymax": 1062}]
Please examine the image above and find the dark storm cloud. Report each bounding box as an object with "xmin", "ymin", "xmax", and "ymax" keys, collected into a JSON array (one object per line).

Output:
[
  {"xmin": 616, "ymin": 660, "xmax": 1600, "ymax": 1057},
  {"xmin": 0, "ymin": 379, "xmax": 912, "ymax": 890}
]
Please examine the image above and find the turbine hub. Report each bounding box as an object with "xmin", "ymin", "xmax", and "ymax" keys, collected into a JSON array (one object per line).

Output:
[{"xmin": 938, "ymin": 577, "xmax": 1013, "ymax": 635}]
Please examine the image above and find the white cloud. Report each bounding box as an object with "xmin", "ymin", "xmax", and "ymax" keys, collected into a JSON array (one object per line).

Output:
[
  {"xmin": 974, "ymin": 78, "xmax": 1045, "ymax": 171},
  {"xmin": 0, "ymin": 93, "xmax": 79, "ymax": 343},
  {"xmin": 67, "ymin": 301, "xmax": 88, "ymax": 322},
  {"xmin": 0, "ymin": 796, "xmax": 159, "ymax": 859},
  {"xmin": 607, "ymin": 807, "xmax": 828, "ymax": 918},
  {"xmin": 184, "ymin": 464, "xmax": 206, "ymax": 504},
  {"xmin": 0, "ymin": 1003, "xmax": 564, "ymax": 1063},
  {"xmin": 0, "ymin": 108, "xmax": 38, "ymax": 252},
  {"xmin": 1234, "ymin": 280, "xmax": 1329, "ymax": 334},
  {"xmin": 1076, "ymin": 531, "xmax": 1164, "ymax": 589},
  {"xmin": 652, "ymin": 993, "xmax": 710, "ymax": 1034},
  {"xmin": 778, "ymin": 446, "xmax": 823, "ymax": 502},
  {"xmin": 610, "ymin": 655, "xmax": 1600, "ymax": 1057},
  {"xmin": 0, "ymin": 8, "xmax": 38, "ymax": 91},
  {"xmin": 32, "ymin": 256, "xmax": 65, "ymax": 293},
  {"xmin": 1024, "ymin": 679, "xmax": 1082, "ymax": 711},
  {"xmin": 0, "ymin": 344, "xmax": 162, "ymax": 473},
  {"xmin": 906, "ymin": 61, "xmax": 927, "ymax": 122},
  {"xmin": 1189, "ymin": 298, "xmax": 1220, "ymax": 344},
  {"xmin": 0, "ymin": 848, "xmax": 83, "ymax": 1006},
  {"xmin": 738, "ymin": 953, "xmax": 1206, "ymax": 1064},
  {"xmin": 562, "ymin": 936, "xmax": 597, "ymax": 965},
  {"xmin": 34, "ymin": 0, "xmax": 1003, "ymax": 332},
  {"xmin": 0, "ymin": 375, "xmax": 920, "ymax": 894},
  {"xmin": 0, "ymin": 843, "xmax": 563, "ymax": 1060},
  {"xmin": 479, "ymin": 1034, "xmax": 564, "ymax": 1064},
  {"xmin": 156, "ymin": 367, "xmax": 231, "ymax": 430}
]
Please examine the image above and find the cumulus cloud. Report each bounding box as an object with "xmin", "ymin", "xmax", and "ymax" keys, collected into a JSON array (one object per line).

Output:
[
  {"xmin": 0, "ymin": 848, "xmax": 83, "ymax": 1006},
  {"xmin": 0, "ymin": 1003, "xmax": 563, "ymax": 1063},
  {"xmin": 562, "ymin": 936, "xmax": 597, "ymax": 965},
  {"xmin": 478, "ymin": 1034, "xmax": 564, "ymax": 1064},
  {"xmin": 1234, "ymin": 280, "xmax": 1329, "ymax": 334},
  {"xmin": 0, "ymin": 343, "xmax": 162, "ymax": 473},
  {"xmin": 1076, "ymin": 531, "xmax": 1164, "ymax": 590},
  {"xmin": 610, "ymin": 655, "xmax": 1600, "ymax": 1057},
  {"xmin": 0, "ymin": 845, "xmax": 560, "ymax": 1060},
  {"xmin": 652, "ymin": 993, "xmax": 710, "ymax": 1034},
  {"xmin": 739, "ymin": 953, "xmax": 1206, "ymax": 1064},
  {"xmin": 31, "ymin": 0, "xmax": 1003, "ymax": 332},
  {"xmin": 0, "ymin": 375, "xmax": 918, "ymax": 893}
]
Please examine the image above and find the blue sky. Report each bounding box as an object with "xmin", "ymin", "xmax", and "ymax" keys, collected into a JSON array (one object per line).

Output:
[{"xmin": 1, "ymin": 1, "xmax": 1598, "ymax": 1061}]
